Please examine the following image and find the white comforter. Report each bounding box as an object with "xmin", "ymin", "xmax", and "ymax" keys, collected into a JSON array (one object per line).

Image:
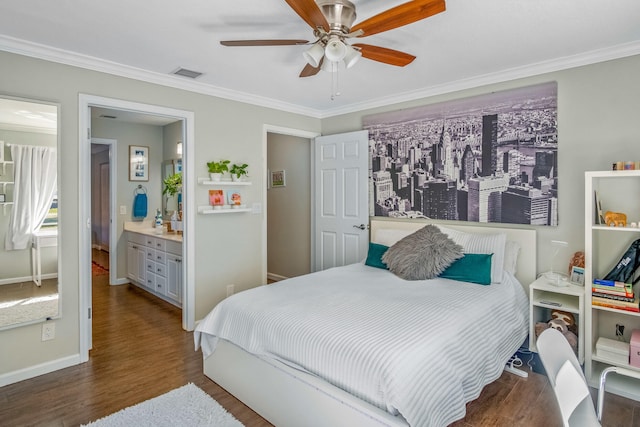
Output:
[{"xmin": 195, "ymin": 263, "xmax": 529, "ymax": 427}]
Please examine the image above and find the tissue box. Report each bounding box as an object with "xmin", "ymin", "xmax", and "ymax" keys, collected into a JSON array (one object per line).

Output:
[
  {"xmin": 596, "ymin": 337, "xmax": 629, "ymax": 365},
  {"xmin": 631, "ymin": 330, "xmax": 640, "ymax": 368}
]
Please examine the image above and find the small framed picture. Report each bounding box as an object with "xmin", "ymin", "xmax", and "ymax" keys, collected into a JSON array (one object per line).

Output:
[
  {"xmin": 209, "ymin": 189, "xmax": 225, "ymax": 207},
  {"xmin": 129, "ymin": 145, "xmax": 149, "ymax": 181},
  {"xmin": 271, "ymin": 170, "xmax": 286, "ymax": 188},
  {"xmin": 570, "ymin": 266, "xmax": 585, "ymax": 286}
]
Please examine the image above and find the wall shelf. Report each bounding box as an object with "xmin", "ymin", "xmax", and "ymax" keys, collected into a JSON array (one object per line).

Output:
[
  {"xmin": 198, "ymin": 177, "xmax": 251, "ymax": 186},
  {"xmin": 198, "ymin": 206, "xmax": 251, "ymax": 214}
]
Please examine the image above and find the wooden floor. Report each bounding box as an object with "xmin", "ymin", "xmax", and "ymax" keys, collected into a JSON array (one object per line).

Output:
[{"xmin": 1, "ymin": 270, "xmax": 639, "ymax": 427}]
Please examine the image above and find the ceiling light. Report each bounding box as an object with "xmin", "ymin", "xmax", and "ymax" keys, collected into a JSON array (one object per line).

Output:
[
  {"xmin": 303, "ymin": 43, "xmax": 325, "ymax": 68},
  {"xmin": 343, "ymin": 45, "xmax": 361, "ymax": 69},
  {"xmin": 324, "ymin": 36, "xmax": 347, "ymax": 62}
]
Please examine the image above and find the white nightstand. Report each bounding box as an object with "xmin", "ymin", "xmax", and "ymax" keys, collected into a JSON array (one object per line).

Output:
[{"xmin": 529, "ymin": 276, "xmax": 585, "ymax": 364}]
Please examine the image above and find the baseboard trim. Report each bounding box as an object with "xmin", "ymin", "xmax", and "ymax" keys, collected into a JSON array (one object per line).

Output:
[
  {"xmin": 0, "ymin": 273, "xmax": 58, "ymax": 286},
  {"xmin": 111, "ymin": 278, "xmax": 129, "ymax": 286},
  {"xmin": 267, "ymin": 273, "xmax": 288, "ymax": 282},
  {"xmin": 0, "ymin": 354, "xmax": 81, "ymax": 387}
]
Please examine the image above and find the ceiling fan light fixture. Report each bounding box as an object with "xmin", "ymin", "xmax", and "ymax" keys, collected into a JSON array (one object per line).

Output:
[
  {"xmin": 321, "ymin": 58, "xmax": 338, "ymax": 73},
  {"xmin": 343, "ymin": 45, "xmax": 361, "ymax": 69},
  {"xmin": 303, "ymin": 42, "xmax": 325, "ymax": 68},
  {"xmin": 324, "ymin": 36, "xmax": 347, "ymax": 62}
]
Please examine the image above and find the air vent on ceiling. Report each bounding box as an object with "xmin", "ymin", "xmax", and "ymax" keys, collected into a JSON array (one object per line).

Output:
[
  {"xmin": 172, "ymin": 68, "xmax": 203, "ymax": 79},
  {"xmin": 100, "ymin": 114, "xmax": 117, "ymax": 119}
]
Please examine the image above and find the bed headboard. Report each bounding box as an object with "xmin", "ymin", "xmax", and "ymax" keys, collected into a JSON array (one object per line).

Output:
[{"xmin": 370, "ymin": 218, "xmax": 536, "ymax": 292}]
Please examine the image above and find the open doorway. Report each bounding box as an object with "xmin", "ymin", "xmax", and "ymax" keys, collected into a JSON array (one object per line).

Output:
[
  {"xmin": 262, "ymin": 125, "xmax": 319, "ymax": 283},
  {"xmin": 90, "ymin": 139, "xmax": 116, "ymax": 283},
  {"xmin": 78, "ymin": 94, "xmax": 195, "ymax": 363}
]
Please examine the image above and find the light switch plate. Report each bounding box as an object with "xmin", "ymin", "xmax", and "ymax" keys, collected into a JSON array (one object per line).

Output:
[{"xmin": 120, "ymin": 205, "xmax": 127, "ymax": 215}]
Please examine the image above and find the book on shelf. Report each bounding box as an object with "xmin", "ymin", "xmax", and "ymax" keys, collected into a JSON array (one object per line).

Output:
[
  {"xmin": 592, "ymin": 286, "xmax": 634, "ymax": 298},
  {"xmin": 593, "ymin": 278, "xmax": 630, "ymax": 288},
  {"xmin": 592, "ymin": 295, "xmax": 640, "ymax": 312},
  {"xmin": 592, "ymin": 291, "xmax": 636, "ymax": 302},
  {"xmin": 594, "ymin": 191, "xmax": 605, "ymax": 225}
]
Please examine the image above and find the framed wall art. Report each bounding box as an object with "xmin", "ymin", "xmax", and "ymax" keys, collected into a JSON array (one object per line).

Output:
[
  {"xmin": 129, "ymin": 145, "xmax": 149, "ymax": 181},
  {"xmin": 271, "ymin": 170, "xmax": 286, "ymax": 188}
]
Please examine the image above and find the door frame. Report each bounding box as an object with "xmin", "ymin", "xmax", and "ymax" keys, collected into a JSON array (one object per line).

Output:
[
  {"xmin": 79, "ymin": 94, "xmax": 195, "ymax": 362},
  {"xmin": 91, "ymin": 138, "xmax": 118, "ymax": 287},
  {"xmin": 262, "ymin": 125, "xmax": 320, "ymax": 282}
]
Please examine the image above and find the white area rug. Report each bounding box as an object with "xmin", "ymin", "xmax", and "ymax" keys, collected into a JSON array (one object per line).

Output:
[{"xmin": 82, "ymin": 383, "xmax": 244, "ymax": 427}]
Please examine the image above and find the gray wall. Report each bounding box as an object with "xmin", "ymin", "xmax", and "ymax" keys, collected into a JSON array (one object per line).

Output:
[
  {"xmin": 0, "ymin": 50, "xmax": 320, "ymax": 378},
  {"xmin": 321, "ymin": 54, "xmax": 640, "ymax": 278},
  {"xmin": 267, "ymin": 133, "xmax": 311, "ymax": 279},
  {"xmin": 2, "ymin": 46, "xmax": 640, "ymax": 383}
]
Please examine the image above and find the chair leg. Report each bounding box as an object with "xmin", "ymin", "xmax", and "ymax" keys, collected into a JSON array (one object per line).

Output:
[{"xmin": 598, "ymin": 366, "xmax": 617, "ymax": 422}]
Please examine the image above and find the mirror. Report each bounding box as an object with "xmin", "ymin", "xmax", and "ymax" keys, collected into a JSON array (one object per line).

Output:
[
  {"xmin": 0, "ymin": 96, "xmax": 59, "ymax": 330},
  {"xmin": 162, "ymin": 158, "xmax": 182, "ymax": 219}
]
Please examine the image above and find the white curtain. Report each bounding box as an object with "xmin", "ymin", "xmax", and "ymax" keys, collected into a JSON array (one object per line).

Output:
[{"xmin": 5, "ymin": 145, "xmax": 57, "ymax": 250}]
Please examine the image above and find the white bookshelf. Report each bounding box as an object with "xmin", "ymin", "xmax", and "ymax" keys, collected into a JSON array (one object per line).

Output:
[{"xmin": 584, "ymin": 170, "xmax": 640, "ymax": 401}]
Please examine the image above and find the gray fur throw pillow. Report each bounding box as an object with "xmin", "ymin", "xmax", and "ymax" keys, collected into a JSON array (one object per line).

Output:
[{"xmin": 382, "ymin": 225, "xmax": 463, "ymax": 280}]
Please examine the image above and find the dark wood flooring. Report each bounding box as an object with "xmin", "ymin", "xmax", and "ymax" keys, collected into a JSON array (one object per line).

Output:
[{"xmin": 0, "ymin": 269, "xmax": 638, "ymax": 427}]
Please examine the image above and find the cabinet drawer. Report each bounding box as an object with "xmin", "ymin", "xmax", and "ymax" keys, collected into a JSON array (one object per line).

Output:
[
  {"xmin": 166, "ymin": 240, "xmax": 182, "ymax": 256},
  {"xmin": 154, "ymin": 238, "xmax": 166, "ymax": 252},
  {"xmin": 155, "ymin": 263, "xmax": 167, "ymax": 277},
  {"xmin": 155, "ymin": 275, "xmax": 166, "ymax": 294},
  {"xmin": 145, "ymin": 273, "xmax": 155, "ymax": 289},
  {"xmin": 144, "ymin": 236, "xmax": 156, "ymax": 247},
  {"xmin": 128, "ymin": 232, "xmax": 146, "ymax": 245},
  {"xmin": 145, "ymin": 248, "xmax": 155, "ymax": 261},
  {"xmin": 146, "ymin": 260, "xmax": 156, "ymax": 273},
  {"xmin": 155, "ymin": 251, "xmax": 166, "ymax": 264}
]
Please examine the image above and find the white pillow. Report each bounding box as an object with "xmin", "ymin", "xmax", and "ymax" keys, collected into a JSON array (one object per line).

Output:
[
  {"xmin": 503, "ymin": 240, "xmax": 520, "ymax": 276},
  {"xmin": 437, "ymin": 226, "xmax": 507, "ymax": 283},
  {"xmin": 373, "ymin": 228, "xmax": 415, "ymax": 247}
]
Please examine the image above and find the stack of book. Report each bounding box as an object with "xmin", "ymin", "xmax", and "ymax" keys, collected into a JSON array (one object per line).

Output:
[{"xmin": 592, "ymin": 279, "xmax": 639, "ymax": 312}]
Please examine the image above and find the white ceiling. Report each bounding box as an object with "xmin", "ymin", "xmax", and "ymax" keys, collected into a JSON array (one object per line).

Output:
[{"xmin": 1, "ymin": 0, "xmax": 639, "ymax": 117}]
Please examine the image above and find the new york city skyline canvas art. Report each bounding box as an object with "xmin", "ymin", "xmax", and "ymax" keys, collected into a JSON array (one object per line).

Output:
[{"xmin": 363, "ymin": 82, "xmax": 558, "ymax": 226}]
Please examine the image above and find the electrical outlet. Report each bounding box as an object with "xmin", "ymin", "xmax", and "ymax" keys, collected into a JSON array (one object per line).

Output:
[
  {"xmin": 42, "ymin": 323, "xmax": 55, "ymax": 341},
  {"xmin": 226, "ymin": 284, "xmax": 235, "ymax": 297}
]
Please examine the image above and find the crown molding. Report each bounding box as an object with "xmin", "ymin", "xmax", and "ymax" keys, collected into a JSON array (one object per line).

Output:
[
  {"xmin": 318, "ymin": 40, "xmax": 640, "ymax": 118},
  {"xmin": 0, "ymin": 35, "xmax": 324, "ymax": 118},
  {"xmin": 2, "ymin": 34, "xmax": 639, "ymax": 120}
]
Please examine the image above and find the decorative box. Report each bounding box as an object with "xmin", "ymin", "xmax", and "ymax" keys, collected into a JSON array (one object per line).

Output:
[
  {"xmin": 596, "ymin": 337, "xmax": 629, "ymax": 365},
  {"xmin": 631, "ymin": 330, "xmax": 640, "ymax": 368}
]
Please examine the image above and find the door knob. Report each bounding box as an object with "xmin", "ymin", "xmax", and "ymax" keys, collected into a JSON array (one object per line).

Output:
[{"xmin": 353, "ymin": 224, "xmax": 368, "ymax": 230}]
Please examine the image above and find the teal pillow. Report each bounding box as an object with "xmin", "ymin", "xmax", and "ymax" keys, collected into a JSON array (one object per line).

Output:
[
  {"xmin": 440, "ymin": 253, "xmax": 493, "ymax": 285},
  {"xmin": 365, "ymin": 242, "xmax": 389, "ymax": 269}
]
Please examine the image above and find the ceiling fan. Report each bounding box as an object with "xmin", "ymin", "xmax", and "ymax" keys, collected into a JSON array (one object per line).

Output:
[{"xmin": 220, "ymin": 0, "xmax": 446, "ymax": 78}]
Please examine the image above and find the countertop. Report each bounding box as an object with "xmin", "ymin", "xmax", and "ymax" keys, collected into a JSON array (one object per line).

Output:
[{"xmin": 124, "ymin": 221, "xmax": 183, "ymax": 243}]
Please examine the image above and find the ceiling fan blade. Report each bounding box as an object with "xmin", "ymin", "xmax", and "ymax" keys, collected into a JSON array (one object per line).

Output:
[
  {"xmin": 351, "ymin": 0, "xmax": 446, "ymax": 37},
  {"xmin": 284, "ymin": 0, "xmax": 330, "ymax": 32},
  {"xmin": 221, "ymin": 39, "xmax": 309, "ymax": 46},
  {"xmin": 352, "ymin": 44, "xmax": 416, "ymax": 67},
  {"xmin": 299, "ymin": 62, "xmax": 322, "ymax": 78}
]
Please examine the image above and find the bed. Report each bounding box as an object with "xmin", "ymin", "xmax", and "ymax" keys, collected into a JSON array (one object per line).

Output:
[{"xmin": 195, "ymin": 219, "xmax": 536, "ymax": 427}]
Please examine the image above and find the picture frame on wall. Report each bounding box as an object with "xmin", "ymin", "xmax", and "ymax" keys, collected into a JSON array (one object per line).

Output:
[
  {"xmin": 271, "ymin": 170, "xmax": 286, "ymax": 188},
  {"xmin": 129, "ymin": 145, "xmax": 149, "ymax": 181}
]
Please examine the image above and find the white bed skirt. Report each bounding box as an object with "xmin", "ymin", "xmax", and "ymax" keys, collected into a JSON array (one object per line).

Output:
[{"xmin": 204, "ymin": 339, "xmax": 409, "ymax": 427}]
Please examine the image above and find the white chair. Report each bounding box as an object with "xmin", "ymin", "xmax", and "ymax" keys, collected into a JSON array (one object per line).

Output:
[{"xmin": 537, "ymin": 328, "xmax": 640, "ymax": 426}]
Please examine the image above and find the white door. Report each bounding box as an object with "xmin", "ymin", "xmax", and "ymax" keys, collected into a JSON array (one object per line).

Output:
[{"xmin": 314, "ymin": 130, "xmax": 369, "ymax": 271}]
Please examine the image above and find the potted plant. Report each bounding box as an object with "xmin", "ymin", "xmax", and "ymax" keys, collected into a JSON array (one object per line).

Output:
[
  {"xmin": 162, "ymin": 172, "xmax": 182, "ymax": 197},
  {"xmin": 230, "ymin": 163, "xmax": 249, "ymax": 182},
  {"xmin": 207, "ymin": 159, "xmax": 230, "ymax": 181}
]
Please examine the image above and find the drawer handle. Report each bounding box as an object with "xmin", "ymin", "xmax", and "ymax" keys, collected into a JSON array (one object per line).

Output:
[{"xmin": 157, "ymin": 268, "xmax": 161, "ymax": 272}]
